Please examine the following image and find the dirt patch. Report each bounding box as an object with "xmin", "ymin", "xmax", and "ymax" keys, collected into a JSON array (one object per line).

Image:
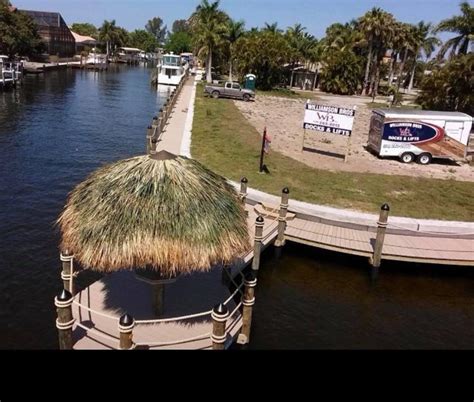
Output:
[{"xmin": 234, "ymin": 94, "xmax": 474, "ymax": 182}]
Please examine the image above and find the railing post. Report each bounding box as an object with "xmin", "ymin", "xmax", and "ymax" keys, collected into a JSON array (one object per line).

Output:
[
  {"xmin": 55, "ymin": 289, "xmax": 74, "ymax": 350},
  {"xmin": 119, "ymin": 313, "xmax": 135, "ymax": 350},
  {"xmin": 371, "ymin": 203, "xmax": 390, "ymax": 273},
  {"xmin": 60, "ymin": 250, "xmax": 74, "ymax": 295},
  {"xmin": 238, "ymin": 271, "xmax": 257, "ymax": 345},
  {"xmin": 239, "ymin": 177, "xmax": 248, "ymax": 203},
  {"xmin": 211, "ymin": 303, "xmax": 229, "ymax": 350},
  {"xmin": 252, "ymin": 216, "xmax": 265, "ymax": 273},
  {"xmin": 146, "ymin": 125, "xmax": 153, "ymax": 154},
  {"xmin": 274, "ymin": 187, "xmax": 290, "ymax": 248}
]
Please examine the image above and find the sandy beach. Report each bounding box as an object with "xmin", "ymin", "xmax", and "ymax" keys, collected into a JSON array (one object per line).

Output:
[{"xmin": 234, "ymin": 93, "xmax": 474, "ymax": 182}]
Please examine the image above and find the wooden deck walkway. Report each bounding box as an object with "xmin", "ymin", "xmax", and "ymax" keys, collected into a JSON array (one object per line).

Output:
[
  {"xmin": 285, "ymin": 217, "xmax": 474, "ymax": 266},
  {"xmin": 70, "ymin": 204, "xmax": 279, "ymax": 350}
]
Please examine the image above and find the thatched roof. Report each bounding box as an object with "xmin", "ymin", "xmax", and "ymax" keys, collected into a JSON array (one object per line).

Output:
[{"xmin": 58, "ymin": 152, "xmax": 250, "ymax": 276}]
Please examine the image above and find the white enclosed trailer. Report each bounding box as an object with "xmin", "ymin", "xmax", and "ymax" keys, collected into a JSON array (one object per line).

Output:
[{"xmin": 367, "ymin": 109, "xmax": 473, "ymax": 165}]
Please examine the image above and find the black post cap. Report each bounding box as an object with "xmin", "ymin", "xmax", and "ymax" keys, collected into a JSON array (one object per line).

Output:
[
  {"xmin": 159, "ymin": 108, "xmax": 163, "ymax": 113},
  {"xmin": 381, "ymin": 203, "xmax": 390, "ymax": 211},
  {"xmin": 282, "ymin": 187, "xmax": 290, "ymax": 194},
  {"xmin": 213, "ymin": 303, "xmax": 228, "ymax": 316},
  {"xmin": 147, "ymin": 125, "xmax": 153, "ymax": 130},
  {"xmin": 256, "ymin": 215, "xmax": 264, "ymax": 223},
  {"xmin": 57, "ymin": 289, "xmax": 72, "ymax": 302},
  {"xmin": 152, "ymin": 116, "xmax": 158, "ymax": 120},
  {"xmin": 245, "ymin": 270, "xmax": 256, "ymax": 282},
  {"xmin": 241, "ymin": 177, "xmax": 248, "ymax": 183},
  {"xmin": 119, "ymin": 313, "xmax": 134, "ymax": 326}
]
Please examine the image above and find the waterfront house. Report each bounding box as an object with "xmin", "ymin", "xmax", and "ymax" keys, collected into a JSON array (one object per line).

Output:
[
  {"xmin": 18, "ymin": 9, "xmax": 76, "ymax": 58},
  {"xmin": 71, "ymin": 31, "xmax": 97, "ymax": 54}
]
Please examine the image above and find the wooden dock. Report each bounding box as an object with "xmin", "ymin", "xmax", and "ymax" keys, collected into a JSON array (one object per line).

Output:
[{"xmin": 69, "ymin": 204, "xmax": 279, "ymax": 350}]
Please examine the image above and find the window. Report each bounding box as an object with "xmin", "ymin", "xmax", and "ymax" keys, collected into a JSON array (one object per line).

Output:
[{"xmin": 232, "ymin": 83, "xmax": 240, "ymax": 89}]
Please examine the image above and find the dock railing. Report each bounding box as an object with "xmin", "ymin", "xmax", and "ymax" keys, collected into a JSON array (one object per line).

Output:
[{"xmin": 147, "ymin": 69, "xmax": 190, "ymax": 153}]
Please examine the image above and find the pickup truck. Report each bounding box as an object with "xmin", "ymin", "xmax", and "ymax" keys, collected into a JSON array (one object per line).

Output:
[{"xmin": 204, "ymin": 81, "xmax": 255, "ymax": 101}]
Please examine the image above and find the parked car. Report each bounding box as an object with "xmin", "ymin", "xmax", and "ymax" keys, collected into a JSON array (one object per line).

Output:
[{"xmin": 204, "ymin": 81, "xmax": 255, "ymax": 101}]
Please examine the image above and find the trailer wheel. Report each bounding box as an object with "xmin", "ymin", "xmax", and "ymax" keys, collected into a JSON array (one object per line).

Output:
[
  {"xmin": 212, "ymin": 91, "xmax": 220, "ymax": 99},
  {"xmin": 400, "ymin": 152, "xmax": 415, "ymax": 164},
  {"xmin": 417, "ymin": 153, "xmax": 432, "ymax": 165}
]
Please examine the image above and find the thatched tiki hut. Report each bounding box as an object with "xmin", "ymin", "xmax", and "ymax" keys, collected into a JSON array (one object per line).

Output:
[{"xmin": 58, "ymin": 151, "xmax": 250, "ymax": 315}]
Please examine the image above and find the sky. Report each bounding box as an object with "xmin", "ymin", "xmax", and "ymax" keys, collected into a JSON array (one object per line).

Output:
[{"xmin": 11, "ymin": 0, "xmax": 469, "ymax": 39}]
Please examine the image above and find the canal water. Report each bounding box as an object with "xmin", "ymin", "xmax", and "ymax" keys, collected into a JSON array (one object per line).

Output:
[{"xmin": 1, "ymin": 66, "xmax": 473, "ymax": 349}]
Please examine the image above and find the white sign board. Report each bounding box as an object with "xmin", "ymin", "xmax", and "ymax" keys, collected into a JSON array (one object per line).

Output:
[{"xmin": 303, "ymin": 103, "xmax": 356, "ymax": 136}]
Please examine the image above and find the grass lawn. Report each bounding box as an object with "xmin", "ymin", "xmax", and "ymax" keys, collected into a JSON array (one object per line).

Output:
[
  {"xmin": 367, "ymin": 102, "xmax": 422, "ymax": 110},
  {"xmin": 192, "ymin": 84, "xmax": 474, "ymax": 221}
]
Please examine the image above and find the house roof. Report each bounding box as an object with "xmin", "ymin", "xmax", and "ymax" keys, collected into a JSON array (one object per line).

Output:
[{"xmin": 71, "ymin": 31, "xmax": 97, "ymax": 45}]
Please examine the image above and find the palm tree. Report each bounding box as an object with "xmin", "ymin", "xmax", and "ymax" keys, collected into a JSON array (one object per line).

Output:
[
  {"xmin": 435, "ymin": 1, "xmax": 473, "ymax": 58},
  {"xmin": 99, "ymin": 20, "xmax": 121, "ymax": 58},
  {"xmin": 407, "ymin": 22, "xmax": 440, "ymax": 91},
  {"xmin": 225, "ymin": 19, "xmax": 245, "ymax": 82},
  {"xmin": 263, "ymin": 22, "xmax": 282, "ymax": 34},
  {"xmin": 190, "ymin": 0, "xmax": 229, "ymax": 83},
  {"xmin": 358, "ymin": 8, "xmax": 396, "ymax": 96}
]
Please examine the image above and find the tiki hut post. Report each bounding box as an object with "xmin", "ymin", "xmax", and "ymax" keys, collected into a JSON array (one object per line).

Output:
[
  {"xmin": 55, "ymin": 289, "xmax": 74, "ymax": 350},
  {"xmin": 211, "ymin": 303, "xmax": 229, "ymax": 350},
  {"xmin": 252, "ymin": 216, "xmax": 265, "ymax": 273},
  {"xmin": 238, "ymin": 271, "xmax": 257, "ymax": 345},
  {"xmin": 371, "ymin": 204, "xmax": 390, "ymax": 276},
  {"xmin": 119, "ymin": 313, "xmax": 134, "ymax": 350},
  {"xmin": 239, "ymin": 177, "xmax": 248, "ymax": 203},
  {"xmin": 152, "ymin": 283, "xmax": 165, "ymax": 316},
  {"xmin": 274, "ymin": 187, "xmax": 290, "ymax": 249},
  {"xmin": 60, "ymin": 250, "xmax": 74, "ymax": 295}
]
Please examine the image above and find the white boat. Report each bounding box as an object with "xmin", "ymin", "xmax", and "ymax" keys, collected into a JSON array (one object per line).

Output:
[
  {"xmin": 156, "ymin": 53, "xmax": 187, "ymax": 86},
  {"xmin": 85, "ymin": 52, "xmax": 107, "ymax": 66}
]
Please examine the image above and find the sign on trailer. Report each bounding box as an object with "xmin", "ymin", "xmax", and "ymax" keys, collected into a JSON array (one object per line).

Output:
[{"xmin": 303, "ymin": 103, "xmax": 356, "ymax": 136}]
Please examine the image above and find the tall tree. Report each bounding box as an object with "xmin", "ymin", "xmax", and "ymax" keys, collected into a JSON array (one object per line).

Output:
[
  {"xmin": 146, "ymin": 17, "xmax": 167, "ymax": 45},
  {"xmin": 407, "ymin": 22, "xmax": 440, "ymax": 91},
  {"xmin": 263, "ymin": 22, "xmax": 282, "ymax": 34},
  {"xmin": 358, "ymin": 7, "xmax": 397, "ymax": 96},
  {"xmin": 166, "ymin": 31, "xmax": 192, "ymax": 54},
  {"xmin": 225, "ymin": 19, "xmax": 245, "ymax": 81},
  {"xmin": 417, "ymin": 53, "xmax": 473, "ymax": 115},
  {"xmin": 71, "ymin": 23, "xmax": 98, "ymax": 39},
  {"xmin": 128, "ymin": 29, "xmax": 158, "ymax": 52},
  {"xmin": 190, "ymin": 0, "xmax": 229, "ymax": 83},
  {"xmin": 435, "ymin": 1, "xmax": 473, "ymax": 59},
  {"xmin": 172, "ymin": 19, "xmax": 190, "ymax": 34},
  {"xmin": 99, "ymin": 20, "xmax": 124, "ymax": 57},
  {"xmin": 0, "ymin": 5, "xmax": 44, "ymax": 57}
]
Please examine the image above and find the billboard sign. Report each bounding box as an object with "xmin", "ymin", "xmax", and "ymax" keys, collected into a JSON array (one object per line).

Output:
[{"xmin": 303, "ymin": 103, "xmax": 356, "ymax": 136}]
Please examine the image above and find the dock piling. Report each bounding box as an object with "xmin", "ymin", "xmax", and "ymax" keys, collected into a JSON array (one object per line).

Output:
[
  {"xmin": 239, "ymin": 177, "xmax": 248, "ymax": 203},
  {"xmin": 119, "ymin": 313, "xmax": 135, "ymax": 350},
  {"xmin": 60, "ymin": 250, "xmax": 74, "ymax": 295},
  {"xmin": 274, "ymin": 187, "xmax": 290, "ymax": 248},
  {"xmin": 371, "ymin": 203, "xmax": 390, "ymax": 273},
  {"xmin": 146, "ymin": 125, "xmax": 153, "ymax": 153},
  {"xmin": 211, "ymin": 304, "xmax": 229, "ymax": 350},
  {"xmin": 55, "ymin": 289, "xmax": 74, "ymax": 350},
  {"xmin": 252, "ymin": 216, "xmax": 265, "ymax": 273},
  {"xmin": 238, "ymin": 271, "xmax": 257, "ymax": 345}
]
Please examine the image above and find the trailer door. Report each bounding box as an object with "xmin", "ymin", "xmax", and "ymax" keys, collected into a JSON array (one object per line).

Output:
[{"xmin": 444, "ymin": 121, "xmax": 464, "ymax": 143}]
